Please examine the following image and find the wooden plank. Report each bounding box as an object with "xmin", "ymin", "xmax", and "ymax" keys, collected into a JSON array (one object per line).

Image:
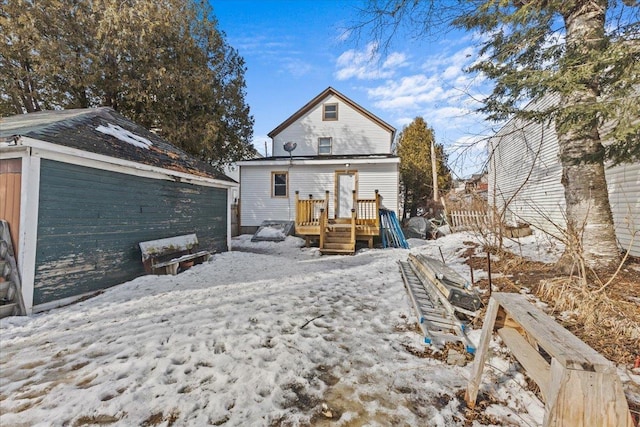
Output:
[
  {"xmin": 0, "ymin": 159, "xmax": 21, "ymax": 253},
  {"xmin": 491, "ymin": 293, "xmax": 613, "ymax": 372},
  {"xmin": 468, "ymin": 293, "xmax": 633, "ymax": 426},
  {"xmin": 139, "ymin": 234, "xmax": 199, "ymax": 259},
  {"xmin": 544, "ymin": 358, "xmax": 634, "ymax": 427},
  {"xmin": 465, "ymin": 297, "xmax": 500, "ymax": 408},
  {"xmin": 497, "ymin": 327, "xmax": 551, "ymax": 399},
  {"xmin": 152, "ymin": 251, "xmax": 210, "ymax": 268}
]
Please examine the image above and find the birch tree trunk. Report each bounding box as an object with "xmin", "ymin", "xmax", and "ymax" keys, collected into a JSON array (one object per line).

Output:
[{"xmin": 557, "ymin": 1, "xmax": 620, "ymax": 271}]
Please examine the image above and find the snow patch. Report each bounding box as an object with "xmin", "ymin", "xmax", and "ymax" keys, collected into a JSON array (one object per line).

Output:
[
  {"xmin": 256, "ymin": 226, "xmax": 286, "ymax": 240},
  {"xmin": 0, "ymin": 231, "xmax": 581, "ymax": 426},
  {"xmin": 96, "ymin": 123, "xmax": 153, "ymax": 149}
]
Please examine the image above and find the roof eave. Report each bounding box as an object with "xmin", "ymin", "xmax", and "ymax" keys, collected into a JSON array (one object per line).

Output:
[{"xmin": 267, "ymin": 87, "xmax": 396, "ymax": 138}]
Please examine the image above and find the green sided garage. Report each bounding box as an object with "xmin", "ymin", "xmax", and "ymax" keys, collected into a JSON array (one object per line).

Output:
[{"xmin": 0, "ymin": 108, "xmax": 235, "ymax": 314}]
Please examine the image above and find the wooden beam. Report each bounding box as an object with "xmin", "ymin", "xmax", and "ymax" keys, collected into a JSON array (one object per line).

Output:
[
  {"xmin": 497, "ymin": 327, "xmax": 550, "ymax": 399},
  {"xmin": 544, "ymin": 358, "xmax": 634, "ymax": 427},
  {"xmin": 491, "ymin": 293, "xmax": 612, "ymax": 373},
  {"xmin": 465, "ymin": 297, "xmax": 500, "ymax": 408},
  {"xmin": 319, "ymin": 208, "xmax": 326, "ymax": 250},
  {"xmin": 469, "ymin": 293, "xmax": 633, "ymax": 427},
  {"xmin": 350, "ymin": 209, "xmax": 356, "ymax": 249}
]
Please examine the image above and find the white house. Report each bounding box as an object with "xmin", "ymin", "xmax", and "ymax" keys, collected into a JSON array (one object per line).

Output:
[
  {"xmin": 488, "ymin": 95, "xmax": 640, "ymax": 256},
  {"xmin": 238, "ymin": 87, "xmax": 399, "ymax": 252}
]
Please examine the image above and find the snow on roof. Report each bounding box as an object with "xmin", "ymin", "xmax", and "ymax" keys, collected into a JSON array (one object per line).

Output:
[{"xmin": 96, "ymin": 123, "xmax": 153, "ymax": 149}]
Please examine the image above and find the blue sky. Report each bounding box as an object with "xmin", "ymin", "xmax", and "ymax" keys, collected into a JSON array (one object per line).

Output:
[{"xmin": 212, "ymin": 0, "xmax": 495, "ymax": 178}]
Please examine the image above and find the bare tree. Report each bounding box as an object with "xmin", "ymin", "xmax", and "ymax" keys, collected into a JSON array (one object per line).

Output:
[{"xmin": 354, "ymin": 0, "xmax": 640, "ymax": 271}]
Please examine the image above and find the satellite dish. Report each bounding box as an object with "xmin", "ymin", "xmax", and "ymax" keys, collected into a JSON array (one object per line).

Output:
[{"xmin": 283, "ymin": 141, "xmax": 297, "ymax": 153}]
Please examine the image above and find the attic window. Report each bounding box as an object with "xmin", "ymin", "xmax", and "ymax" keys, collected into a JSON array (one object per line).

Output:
[
  {"xmin": 323, "ymin": 103, "xmax": 338, "ymax": 121},
  {"xmin": 96, "ymin": 123, "xmax": 153, "ymax": 149}
]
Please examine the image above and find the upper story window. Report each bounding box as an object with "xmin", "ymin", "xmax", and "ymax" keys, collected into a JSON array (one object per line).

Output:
[
  {"xmin": 318, "ymin": 137, "xmax": 332, "ymax": 155},
  {"xmin": 323, "ymin": 103, "xmax": 338, "ymax": 121},
  {"xmin": 272, "ymin": 171, "xmax": 288, "ymax": 198}
]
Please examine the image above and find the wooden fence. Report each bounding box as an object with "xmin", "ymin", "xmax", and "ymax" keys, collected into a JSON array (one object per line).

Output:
[{"xmin": 448, "ymin": 210, "xmax": 489, "ymax": 232}]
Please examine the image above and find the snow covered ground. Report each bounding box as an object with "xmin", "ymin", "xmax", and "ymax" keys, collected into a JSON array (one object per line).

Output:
[{"xmin": 0, "ymin": 231, "xmax": 634, "ymax": 426}]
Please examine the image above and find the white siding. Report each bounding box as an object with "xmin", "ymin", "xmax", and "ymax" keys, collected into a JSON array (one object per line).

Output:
[
  {"xmin": 272, "ymin": 94, "xmax": 393, "ymax": 157},
  {"xmin": 606, "ymin": 162, "xmax": 640, "ymax": 255},
  {"xmin": 488, "ymin": 96, "xmax": 640, "ymax": 256},
  {"xmin": 240, "ymin": 161, "xmax": 399, "ymax": 227}
]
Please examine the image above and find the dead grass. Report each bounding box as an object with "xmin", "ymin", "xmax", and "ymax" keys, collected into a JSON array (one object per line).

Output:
[
  {"xmin": 467, "ymin": 247, "xmax": 640, "ymax": 365},
  {"xmin": 461, "ymin": 248, "xmax": 640, "ymax": 424},
  {"xmin": 537, "ymin": 277, "xmax": 640, "ymax": 364}
]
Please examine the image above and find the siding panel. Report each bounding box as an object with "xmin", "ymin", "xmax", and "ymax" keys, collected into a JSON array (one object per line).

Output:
[
  {"xmin": 240, "ymin": 162, "xmax": 399, "ymax": 227},
  {"xmin": 489, "ymin": 95, "xmax": 640, "ymax": 256},
  {"xmin": 34, "ymin": 159, "xmax": 228, "ymax": 305},
  {"xmin": 272, "ymin": 94, "xmax": 393, "ymax": 156}
]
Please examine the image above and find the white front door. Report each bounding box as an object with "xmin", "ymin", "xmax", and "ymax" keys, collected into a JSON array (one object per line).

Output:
[{"xmin": 336, "ymin": 172, "xmax": 356, "ymax": 218}]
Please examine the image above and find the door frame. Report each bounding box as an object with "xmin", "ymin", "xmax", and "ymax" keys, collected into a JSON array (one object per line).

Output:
[
  {"xmin": 0, "ymin": 158, "xmax": 22, "ymax": 256},
  {"xmin": 334, "ymin": 169, "xmax": 358, "ymax": 218}
]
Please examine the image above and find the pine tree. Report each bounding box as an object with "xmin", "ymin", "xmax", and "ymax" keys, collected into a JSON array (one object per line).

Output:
[
  {"xmin": 397, "ymin": 117, "xmax": 452, "ymax": 217},
  {"xmin": 0, "ymin": 0, "xmax": 255, "ymax": 166}
]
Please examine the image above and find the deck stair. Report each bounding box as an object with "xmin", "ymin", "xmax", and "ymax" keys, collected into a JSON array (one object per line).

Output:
[
  {"xmin": 0, "ymin": 220, "xmax": 26, "ymax": 318},
  {"xmin": 398, "ymin": 257, "xmax": 475, "ymax": 353},
  {"xmin": 320, "ymin": 223, "xmax": 356, "ymax": 255}
]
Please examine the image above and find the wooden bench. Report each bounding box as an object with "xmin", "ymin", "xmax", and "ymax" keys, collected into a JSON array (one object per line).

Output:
[
  {"xmin": 139, "ymin": 234, "xmax": 211, "ymax": 275},
  {"xmin": 466, "ymin": 292, "xmax": 633, "ymax": 427}
]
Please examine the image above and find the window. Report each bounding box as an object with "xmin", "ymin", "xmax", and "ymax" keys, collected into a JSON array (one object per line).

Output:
[
  {"xmin": 323, "ymin": 103, "xmax": 338, "ymax": 120},
  {"xmin": 318, "ymin": 137, "xmax": 332, "ymax": 155},
  {"xmin": 272, "ymin": 171, "xmax": 288, "ymax": 197}
]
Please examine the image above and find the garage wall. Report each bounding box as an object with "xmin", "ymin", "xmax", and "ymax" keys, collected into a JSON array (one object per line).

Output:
[{"xmin": 33, "ymin": 159, "xmax": 228, "ymax": 306}]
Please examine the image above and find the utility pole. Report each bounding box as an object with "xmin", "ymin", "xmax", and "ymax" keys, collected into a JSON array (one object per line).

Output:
[{"xmin": 431, "ymin": 139, "xmax": 439, "ymax": 202}]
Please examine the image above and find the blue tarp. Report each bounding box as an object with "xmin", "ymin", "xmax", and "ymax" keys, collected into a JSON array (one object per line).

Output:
[{"xmin": 379, "ymin": 209, "xmax": 409, "ymax": 249}]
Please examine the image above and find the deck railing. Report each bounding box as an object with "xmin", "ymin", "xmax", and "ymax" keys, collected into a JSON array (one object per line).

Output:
[
  {"xmin": 354, "ymin": 190, "xmax": 380, "ymax": 228},
  {"xmin": 319, "ymin": 207, "xmax": 327, "ymax": 248},
  {"xmin": 295, "ymin": 191, "xmax": 328, "ymax": 226},
  {"xmin": 295, "ymin": 190, "xmax": 381, "ymax": 230}
]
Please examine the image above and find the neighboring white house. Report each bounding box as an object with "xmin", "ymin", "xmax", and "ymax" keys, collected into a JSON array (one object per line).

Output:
[
  {"xmin": 238, "ymin": 87, "xmax": 399, "ymax": 234},
  {"xmin": 488, "ymin": 95, "xmax": 640, "ymax": 256}
]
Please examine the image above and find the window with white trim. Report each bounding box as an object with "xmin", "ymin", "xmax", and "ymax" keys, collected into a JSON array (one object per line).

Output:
[
  {"xmin": 318, "ymin": 137, "xmax": 332, "ymax": 155},
  {"xmin": 272, "ymin": 171, "xmax": 288, "ymax": 197}
]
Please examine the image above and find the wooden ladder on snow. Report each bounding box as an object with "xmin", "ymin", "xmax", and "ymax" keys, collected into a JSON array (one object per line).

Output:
[{"xmin": 0, "ymin": 221, "xmax": 26, "ymax": 318}]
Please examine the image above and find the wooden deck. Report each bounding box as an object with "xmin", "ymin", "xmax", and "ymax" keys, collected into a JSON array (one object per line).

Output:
[{"xmin": 294, "ymin": 190, "xmax": 381, "ymax": 254}]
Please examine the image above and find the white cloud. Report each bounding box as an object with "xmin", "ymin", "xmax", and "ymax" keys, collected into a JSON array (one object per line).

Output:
[
  {"xmin": 335, "ymin": 37, "xmax": 495, "ymax": 176},
  {"xmin": 446, "ymin": 134, "xmax": 492, "ymax": 177},
  {"xmin": 383, "ymin": 52, "xmax": 408, "ymax": 68},
  {"xmin": 281, "ymin": 57, "xmax": 313, "ymax": 77},
  {"xmin": 335, "ymin": 28, "xmax": 351, "ymax": 43},
  {"xmin": 334, "ymin": 42, "xmax": 408, "ymax": 81},
  {"xmin": 251, "ymin": 135, "xmax": 271, "ymax": 156}
]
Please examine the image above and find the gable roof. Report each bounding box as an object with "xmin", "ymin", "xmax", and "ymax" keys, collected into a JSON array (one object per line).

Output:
[
  {"xmin": 0, "ymin": 107, "xmax": 234, "ymax": 182},
  {"xmin": 267, "ymin": 87, "xmax": 396, "ymax": 138}
]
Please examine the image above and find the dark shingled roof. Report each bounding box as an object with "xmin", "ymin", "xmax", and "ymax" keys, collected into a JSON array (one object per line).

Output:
[{"xmin": 0, "ymin": 107, "xmax": 234, "ymax": 182}]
